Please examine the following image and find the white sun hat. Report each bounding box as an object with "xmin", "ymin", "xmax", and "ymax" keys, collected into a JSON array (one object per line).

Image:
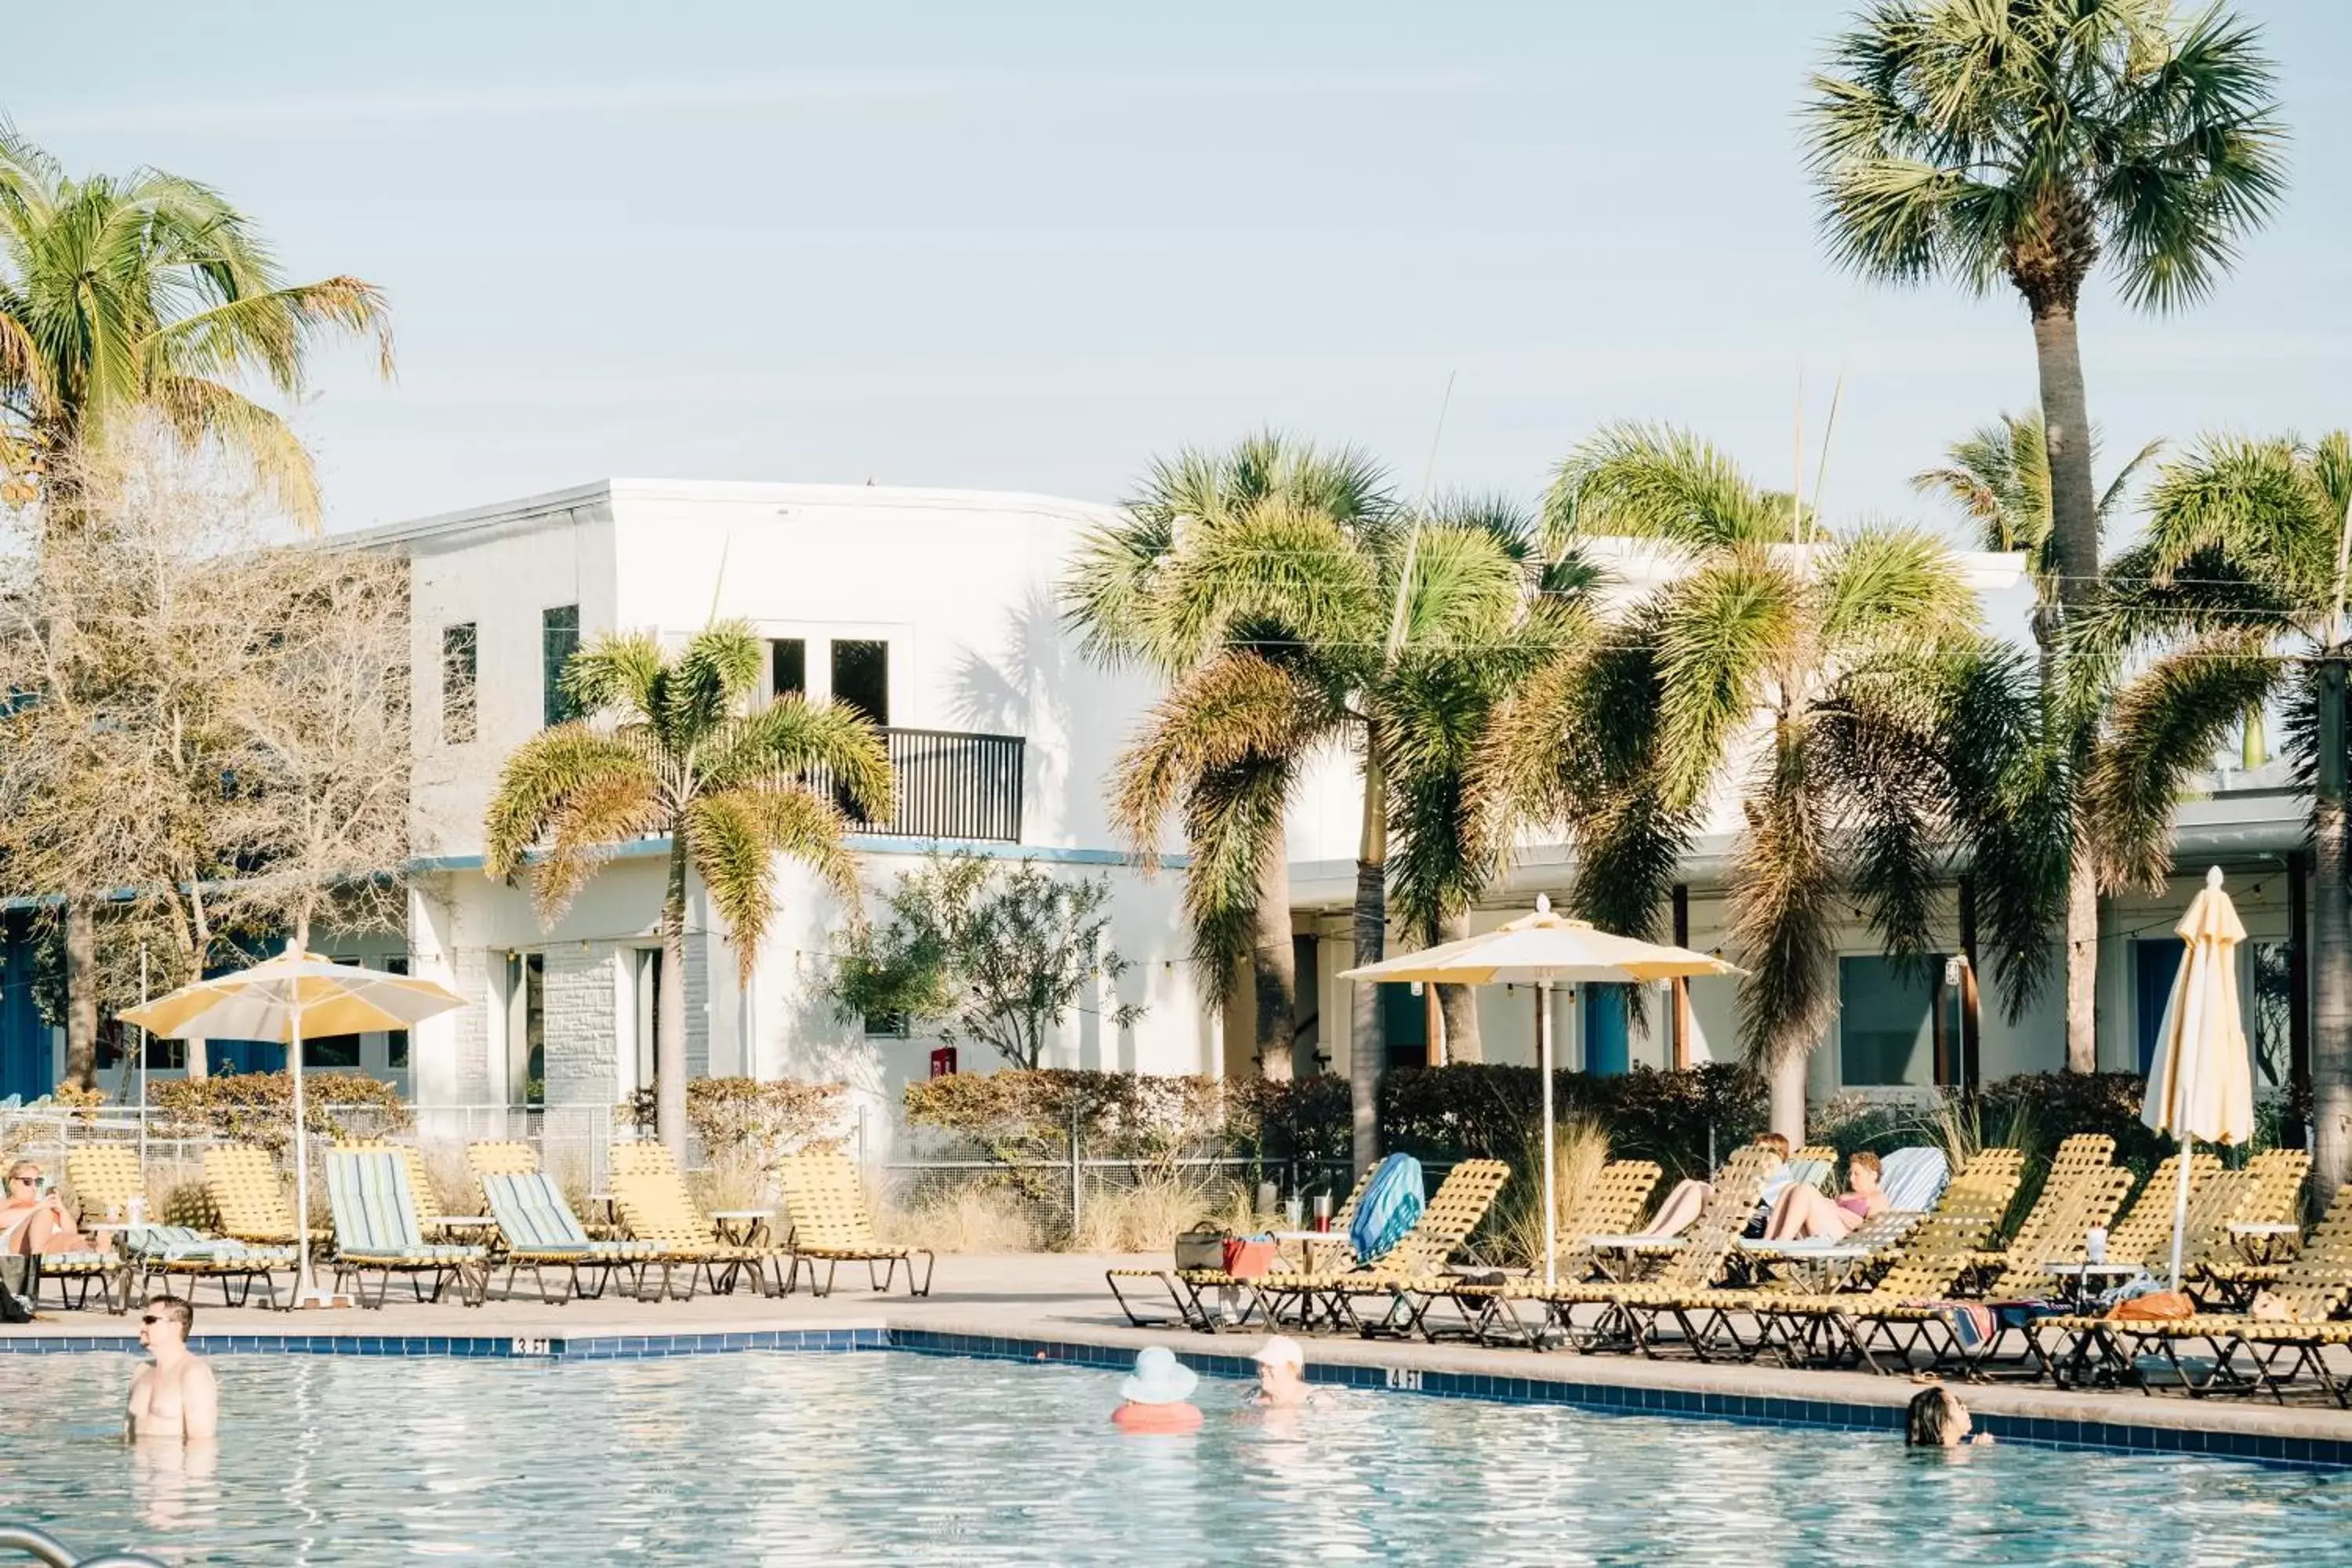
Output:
[{"xmin": 1252, "ymin": 1335, "xmax": 1305, "ymax": 1370}]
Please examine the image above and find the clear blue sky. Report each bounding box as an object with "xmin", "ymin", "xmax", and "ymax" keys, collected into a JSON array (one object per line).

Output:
[{"xmin": 13, "ymin": 2, "xmax": 2347, "ymax": 536}]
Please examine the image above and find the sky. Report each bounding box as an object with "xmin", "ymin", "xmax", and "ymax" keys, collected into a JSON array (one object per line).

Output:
[{"xmin": 10, "ymin": 1, "xmax": 2348, "ymax": 539}]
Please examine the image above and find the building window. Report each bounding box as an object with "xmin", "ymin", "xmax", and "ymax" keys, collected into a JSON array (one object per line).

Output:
[
  {"xmin": 387, "ymin": 955, "xmax": 411, "ymax": 1069},
  {"xmin": 441, "ymin": 622, "xmax": 478, "ymax": 744},
  {"xmin": 771, "ymin": 638, "xmax": 805, "ymax": 700},
  {"xmin": 1838, "ymin": 956, "xmax": 1939, "ymax": 1087},
  {"xmin": 831, "ymin": 639, "xmax": 888, "ymax": 725},
  {"xmin": 524, "ymin": 952, "xmax": 546, "ymax": 1105},
  {"xmin": 864, "ymin": 1011, "xmax": 910, "ymax": 1039},
  {"xmin": 543, "ymin": 605, "xmax": 580, "ymax": 727}
]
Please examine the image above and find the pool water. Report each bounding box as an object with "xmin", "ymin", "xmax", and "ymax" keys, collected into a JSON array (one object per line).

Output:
[{"xmin": 6, "ymin": 1351, "xmax": 2350, "ymax": 1565}]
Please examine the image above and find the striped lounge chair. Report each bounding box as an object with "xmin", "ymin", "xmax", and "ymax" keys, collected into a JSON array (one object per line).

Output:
[
  {"xmin": 324, "ymin": 1147, "xmax": 488, "ymax": 1308},
  {"xmin": 480, "ymin": 1171, "xmax": 666, "ymax": 1303}
]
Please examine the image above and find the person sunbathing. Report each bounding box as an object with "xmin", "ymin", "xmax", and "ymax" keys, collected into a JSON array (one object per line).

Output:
[
  {"xmin": 1632, "ymin": 1134, "xmax": 1791, "ymax": 1238},
  {"xmin": 2, "ymin": 1161, "xmax": 100, "ymax": 1256},
  {"xmin": 1762, "ymin": 1149, "xmax": 1887, "ymax": 1241}
]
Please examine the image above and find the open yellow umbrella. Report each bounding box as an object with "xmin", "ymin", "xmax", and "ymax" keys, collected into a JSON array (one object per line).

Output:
[
  {"xmin": 1342, "ymin": 895, "xmax": 1741, "ymax": 1284},
  {"xmin": 2141, "ymin": 866, "xmax": 2257, "ymax": 1290},
  {"xmin": 120, "ymin": 942, "xmax": 465, "ymax": 1308}
]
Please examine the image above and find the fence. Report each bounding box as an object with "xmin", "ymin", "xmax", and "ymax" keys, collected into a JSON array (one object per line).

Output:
[{"xmin": 0, "ymin": 1102, "xmax": 622, "ymax": 1204}]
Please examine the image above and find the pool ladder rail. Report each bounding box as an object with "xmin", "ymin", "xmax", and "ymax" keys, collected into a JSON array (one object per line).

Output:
[{"xmin": 0, "ymin": 1524, "xmax": 165, "ymax": 1567}]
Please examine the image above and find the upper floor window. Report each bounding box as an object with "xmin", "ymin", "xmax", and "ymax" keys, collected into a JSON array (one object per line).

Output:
[
  {"xmin": 832, "ymin": 639, "xmax": 888, "ymax": 725},
  {"xmin": 770, "ymin": 637, "xmax": 806, "ymax": 701},
  {"xmin": 543, "ymin": 604, "xmax": 580, "ymax": 727},
  {"xmin": 441, "ymin": 622, "xmax": 477, "ymax": 745}
]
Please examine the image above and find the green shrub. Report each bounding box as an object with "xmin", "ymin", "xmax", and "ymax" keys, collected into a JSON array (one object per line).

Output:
[
  {"xmin": 902, "ymin": 1069, "xmax": 1224, "ymax": 1169},
  {"xmin": 151, "ymin": 1073, "xmax": 409, "ymax": 1153},
  {"xmin": 620, "ymin": 1077, "xmax": 848, "ymax": 1167}
]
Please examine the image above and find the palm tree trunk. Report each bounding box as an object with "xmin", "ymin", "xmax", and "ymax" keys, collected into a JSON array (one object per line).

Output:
[
  {"xmin": 1767, "ymin": 1051, "xmax": 1807, "ymax": 1146},
  {"xmin": 63, "ymin": 891, "xmax": 97, "ymax": 1091},
  {"xmin": 1349, "ymin": 735, "xmax": 1386, "ymax": 1175},
  {"xmin": 2313, "ymin": 657, "xmax": 2352, "ymax": 1203},
  {"xmin": 2031, "ymin": 300, "xmax": 2100, "ymax": 619},
  {"xmin": 657, "ymin": 834, "xmax": 691, "ymax": 1162},
  {"xmin": 1436, "ymin": 908, "xmax": 1481, "ymax": 1063},
  {"xmin": 2064, "ymin": 853, "xmax": 2100, "ymax": 1073},
  {"xmin": 1252, "ymin": 832, "xmax": 1298, "ymax": 1080}
]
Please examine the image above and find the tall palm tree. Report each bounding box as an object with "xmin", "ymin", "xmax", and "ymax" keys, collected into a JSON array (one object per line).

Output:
[
  {"xmin": 1914, "ymin": 412, "xmax": 2161, "ymax": 1072},
  {"xmin": 0, "ymin": 125, "xmax": 391, "ymax": 1087},
  {"xmin": 2089, "ymin": 433, "xmax": 2352, "ymax": 1198},
  {"xmin": 1806, "ymin": 0, "xmax": 2283, "ymax": 636},
  {"xmin": 1484, "ymin": 425, "xmax": 2059, "ymax": 1140},
  {"xmin": 484, "ymin": 623, "xmax": 891, "ymax": 1160},
  {"xmin": 1105, "ymin": 488, "xmax": 1530, "ymax": 1170},
  {"xmin": 0, "ymin": 125, "xmax": 392, "ymax": 528},
  {"xmin": 1066, "ymin": 432, "xmax": 1394, "ymax": 1082}
]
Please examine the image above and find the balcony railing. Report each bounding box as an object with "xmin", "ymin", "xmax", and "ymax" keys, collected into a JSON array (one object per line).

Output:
[{"xmin": 815, "ymin": 728, "xmax": 1025, "ymax": 844}]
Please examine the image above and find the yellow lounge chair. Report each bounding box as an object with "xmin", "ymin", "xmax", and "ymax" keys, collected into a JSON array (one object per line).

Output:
[
  {"xmin": 1106, "ymin": 1165, "xmax": 1380, "ymax": 1332},
  {"xmin": 1250, "ymin": 1159, "xmax": 1513, "ymax": 1337},
  {"xmin": 67, "ymin": 1145, "xmax": 292, "ymax": 1309},
  {"xmin": 776, "ymin": 1151, "xmax": 934, "ymax": 1298},
  {"xmin": 201, "ymin": 1143, "xmax": 328, "ymax": 1249},
  {"xmin": 606, "ymin": 1142, "xmax": 786, "ymax": 1301}
]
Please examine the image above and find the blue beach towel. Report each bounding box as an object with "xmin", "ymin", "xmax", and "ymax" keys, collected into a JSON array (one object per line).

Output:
[{"xmin": 1350, "ymin": 1154, "xmax": 1426, "ymax": 1265}]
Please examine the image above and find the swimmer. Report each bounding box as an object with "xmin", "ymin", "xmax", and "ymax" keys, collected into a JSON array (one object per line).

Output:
[
  {"xmin": 1906, "ymin": 1384, "xmax": 1992, "ymax": 1447},
  {"xmin": 1247, "ymin": 1336, "xmax": 1330, "ymax": 1410},
  {"xmin": 1111, "ymin": 1346, "xmax": 1202, "ymax": 1433},
  {"xmin": 126, "ymin": 1295, "xmax": 218, "ymax": 1442}
]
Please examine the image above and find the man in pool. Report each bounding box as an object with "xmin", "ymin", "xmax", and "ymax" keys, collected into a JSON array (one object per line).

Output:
[{"xmin": 126, "ymin": 1295, "xmax": 218, "ymax": 1442}]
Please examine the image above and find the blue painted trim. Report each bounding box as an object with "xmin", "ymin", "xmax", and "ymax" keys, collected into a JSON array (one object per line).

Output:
[
  {"xmin": 419, "ymin": 836, "xmax": 1186, "ymax": 875},
  {"xmin": 11, "ymin": 1325, "xmax": 2339, "ymax": 1469}
]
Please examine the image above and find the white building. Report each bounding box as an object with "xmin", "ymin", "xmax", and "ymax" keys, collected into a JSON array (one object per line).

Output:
[{"xmin": 361, "ymin": 478, "xmax": 1211, "ymax": 1149}]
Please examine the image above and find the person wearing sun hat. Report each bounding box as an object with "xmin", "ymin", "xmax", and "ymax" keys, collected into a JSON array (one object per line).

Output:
[{"xmin": 1110, "ymin": 1345, "xmax": 1203, "ymax": 1433}]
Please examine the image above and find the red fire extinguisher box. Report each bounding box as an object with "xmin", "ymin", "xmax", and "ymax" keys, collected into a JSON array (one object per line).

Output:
[{"xmin": 929, "ymin": 1046, "xmax": 957, "ymax": 1079}]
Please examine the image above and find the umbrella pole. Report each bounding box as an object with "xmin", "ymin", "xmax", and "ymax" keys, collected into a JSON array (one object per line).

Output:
[
  {"xmin": 136, "ymin": 948, "xmax": 149, "ymax": 1185},
  {"xmin": 1540, "ymin": 977, "xmax": 1556, "ymax": 1289},
  {"xmin": 2168, "ymin": 1134, "xmax": 2194, "ymax": 1292},
  {"xmin": 291, "ymin": 995, "xmax": 320, "ymax": 1308}
]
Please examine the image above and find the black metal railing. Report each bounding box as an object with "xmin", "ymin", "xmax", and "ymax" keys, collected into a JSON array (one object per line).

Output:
[{"xmin": 819, "ymin": 728, "xmax": 1024, "ymax": 844}]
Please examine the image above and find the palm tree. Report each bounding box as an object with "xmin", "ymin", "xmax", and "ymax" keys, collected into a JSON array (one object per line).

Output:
[
  {"xmin": 1067, "ymin": 432, "xmax": 1394, "ymax": 1082},
  {"xmin": 484, "ymin": 623, "xmax": 891, "ymax": 1160},
  {"xmin": 0, "ymin": 125, "xmax": 391, "ymax": 1087},
  {"xmin": 1913, "ymin": 412, "xmax": 2161, "ymax": 1072},
  {"xmin": 1484, "ymin": 425, "xmax": 2058, "ymax": 1140},
  {"xmin": 2089, "ymin": 434, "xmax": 2352, "ymax": 1198},
  {"xmin": 1806, "ymin": 0, "xmax": 2284, "ymax": 638},
  {"xmin": 0, "ymin": 125, "xmax": 392, "ymax": 528},
  {"xmin": 1104, "ymin": 485, "xmax": 1530, "ymax": 1170}
]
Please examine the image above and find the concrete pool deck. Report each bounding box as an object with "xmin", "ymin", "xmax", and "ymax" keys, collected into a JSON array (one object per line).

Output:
[{"xmin": 9, "ymin": 1250, "xmax": 2352, "ymax": 1463}]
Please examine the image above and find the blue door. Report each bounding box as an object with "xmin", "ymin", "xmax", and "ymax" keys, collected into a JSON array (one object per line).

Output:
[
  {"xmin": 0, "ymin": 912, "xmax": 48, "ymax": 1099},
  {"xmin": 1583, "ymin": 985, "xmax": 1630, "ymax": 1076},
  {"xmin": 2135, "ymin": 937, "xmax": 2187, "ymax": 1075}
]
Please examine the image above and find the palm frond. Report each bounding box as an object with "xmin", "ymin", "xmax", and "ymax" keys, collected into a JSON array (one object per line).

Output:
[
  {"xmin": 1812, "ymin": 664, "xmax": 1951, "ymax": 978},
  {"xmin": 662, "ymin": 621, "xmax": 763, "ymax": 746},
  {"xmin": 688, "ymin": 785, "xmax": 860, "ymax": 978},
  {"xmin": 1178, "ymin": 755, "xmax": 1292, "ymax": 1007},
  {"xmin": 481, "ymin": 724, "xmax": 657, "ymax": 879},
  {"xmin": 2089, "ymin": 637, "xmax": 2285, "ymax": 891},
  {"xmin": 145, "ymin": 375, "xmax": 320, "ymax": 528},
  {"xmin": 1729, "ymin": 734, "xmax": 1838, "ymax": 1069},
  {"xmin": 700, "ymin": 695, "xmax": 893, "ymax": 822},
  {"xmin": 1815, "ymin": 524, "xmax": 1978, "ymax": 656},
  {"xmin": 564, "ymin": 632, "xmax": 669, "ymax": 727},
  {"xmin": 1108, "ymin": 652, "xmax": 1319, "ymax": 863},
  {"xmin": 1544, "ymin": 423, "xmax": 1791, "ymax": 553},
  {"xmin": 1650, "ymin": 554, "xmax": 1797, "ymax": 811}
]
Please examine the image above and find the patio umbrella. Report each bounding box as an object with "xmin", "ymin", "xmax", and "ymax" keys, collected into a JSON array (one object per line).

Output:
[
  {"xmin": 2141, "ymin": 866, "xmax": 2257, "ymax": 1290},
  {"xmin": 118, "ymin": 942, "xmax": 465, "ymax": 1308},
  {"xmin": 1340, "ymin": 895, "xmax": 1741, "ymax": 1285}
]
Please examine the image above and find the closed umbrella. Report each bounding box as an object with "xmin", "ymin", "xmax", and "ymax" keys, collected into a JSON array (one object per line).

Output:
[
  {"xmin": 1341, "ymin": 895, "xmax": 1740, "ymax": 1285},
  {"xmin": 2141, "ymin": 866, "xmax": 2257, "ymax": 1290},
  {"xmin": 120, "ymin": 942, "xmax": 465, "ymax": 1308}
]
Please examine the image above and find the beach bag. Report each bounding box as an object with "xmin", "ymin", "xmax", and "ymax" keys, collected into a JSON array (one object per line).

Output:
[
  {"xmin": 1221, "ymin": 1236, "xmax": 1279, "ymax": 1279},
  {"xmin": 1349, "ymin": 1154, "xmax": 1425, "ymax": 1266},
  {"xmin": 0, "ymin": 1255, "xmax": 34, "ymax": 1324},
  {"xmin": 2109, "ymin": 1290, "xmax": 2194, "ymax": 1322},
  {"xmin": 1172, "ymin": 1224, "xmax": 1225, "ymax": 1272}
]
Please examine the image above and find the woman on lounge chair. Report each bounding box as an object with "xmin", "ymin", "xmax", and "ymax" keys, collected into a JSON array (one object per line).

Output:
[
  {"xmin": 1633, "ymin": 1134, "xmax": 1791, "ymax": 1238},
  {"xmin": 1762, "ymin": 1150, "xmax": 1886, "ymax": 1241},
  {"xmin": 2, "ymin": 1161, "xmax": 100, "ymax": 1256}
]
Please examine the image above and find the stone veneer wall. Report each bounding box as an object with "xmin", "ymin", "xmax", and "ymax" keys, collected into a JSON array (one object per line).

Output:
[
  {"xmin": 684, "ymin": 930, "xmax": 710, "ymax": 1079},
  {"xmin": 450, "ymin": 944, "xmax": 493, "ymax": 1104},
  {"xmin": 542, "ymin": 945, "xmax": 618, "ymax": 1110}
]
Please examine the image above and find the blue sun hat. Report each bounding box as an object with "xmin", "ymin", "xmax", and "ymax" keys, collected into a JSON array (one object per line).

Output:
[{"xmin": 1120, "ymin": 1345, "xmax": 1200, "ymax": 1406}]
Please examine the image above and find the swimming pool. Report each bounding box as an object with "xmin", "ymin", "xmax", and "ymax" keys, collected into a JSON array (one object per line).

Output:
[{"xmin": 7, "ymin": 1350, "xmax": 2349, "ymax": 1565}]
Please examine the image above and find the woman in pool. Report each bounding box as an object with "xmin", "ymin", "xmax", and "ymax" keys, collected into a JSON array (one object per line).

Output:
[
  {"xmin": 1906, "ymin": 1385, "xmax": 1993, "ymax": 1447},
  {"xmin": 2, "ymin": 1160, "xmax": 100, "ymax": 1256},
  {"xmin": 1762, "ymin": 1149, "xmax": 1888, "ymax": 1241},
  {"xmin": 1111, "ymin": 1346, "xmax": 1202, "ymax": 1433},
  {"xmin": 1633, "ymin": 1134, "xmax": 1791, "ymax": 1238}
]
